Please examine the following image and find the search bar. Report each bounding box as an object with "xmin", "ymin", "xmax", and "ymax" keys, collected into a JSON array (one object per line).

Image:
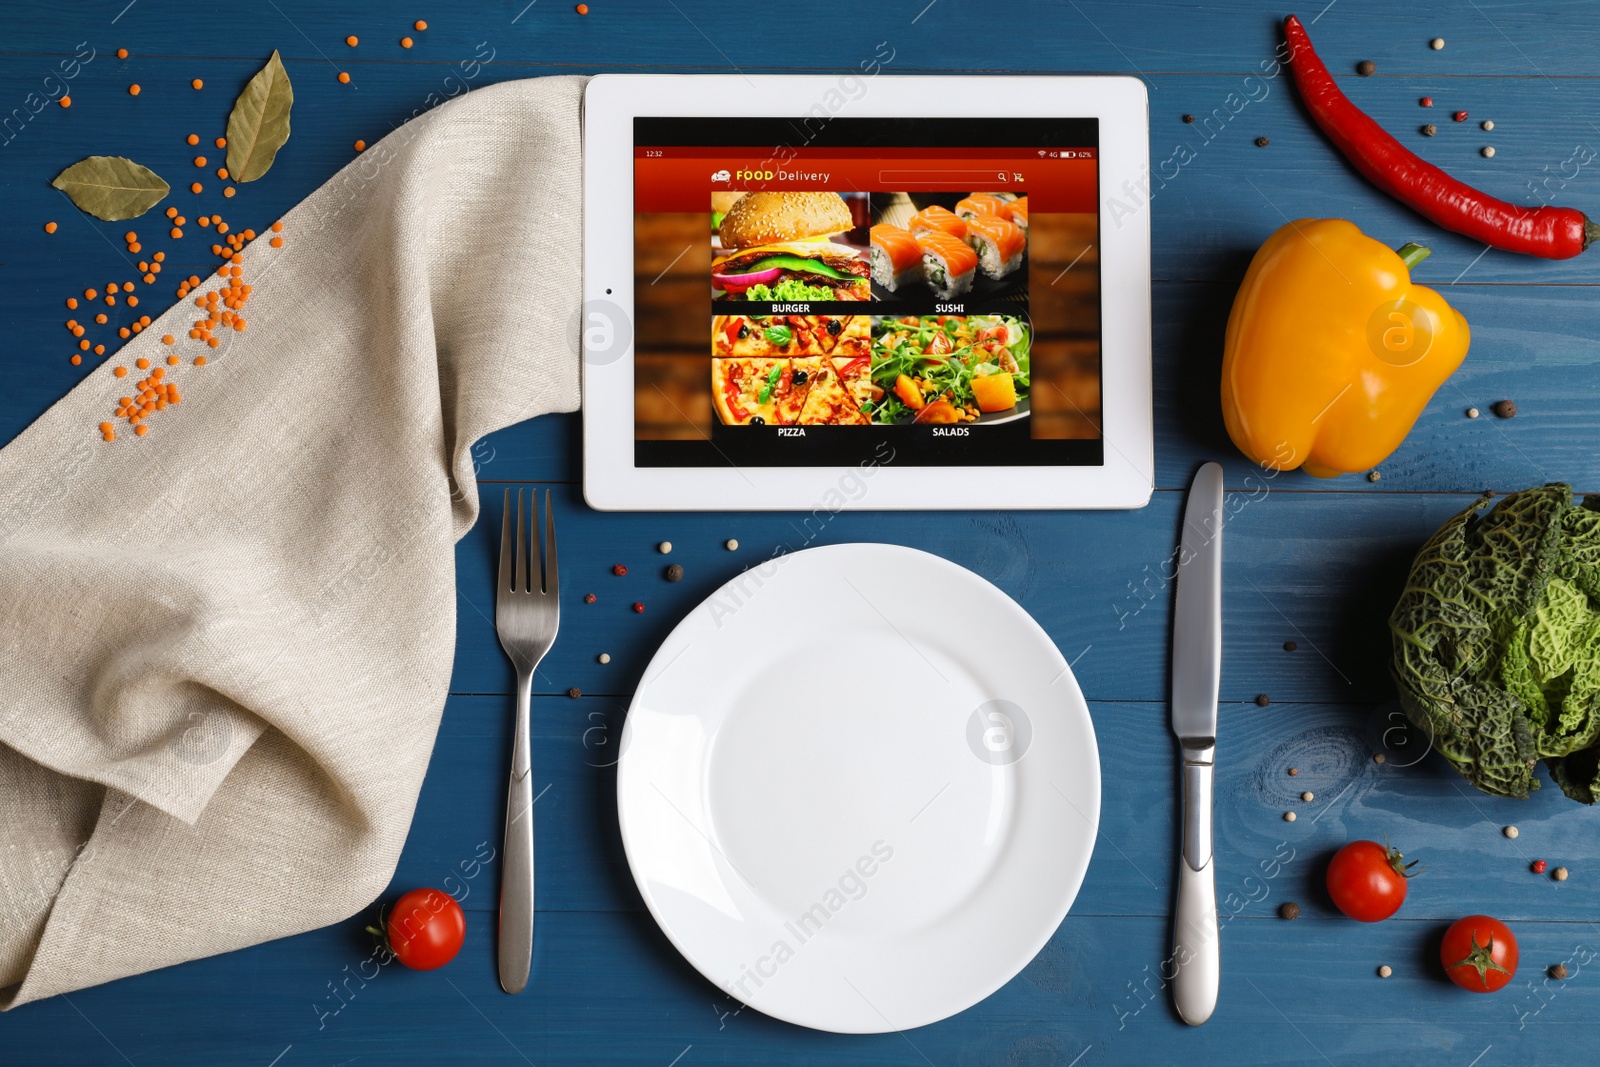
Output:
[{"xmin": 878, "ymin": 170, "xmax": 1011, "ymax": 185}]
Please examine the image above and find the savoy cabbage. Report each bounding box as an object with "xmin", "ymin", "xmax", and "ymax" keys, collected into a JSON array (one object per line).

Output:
[{"xmin": 1390, "ymin": 484, "xmax": 1600, "ymax": 801}]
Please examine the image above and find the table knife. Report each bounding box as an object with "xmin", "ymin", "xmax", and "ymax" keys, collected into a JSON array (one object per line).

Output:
[{"xmin": 1171, "ymin": 461, "xmax": 1223, "ymax": 1026}]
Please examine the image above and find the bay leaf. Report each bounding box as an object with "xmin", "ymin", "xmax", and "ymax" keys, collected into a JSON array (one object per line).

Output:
[
  {"xmin": 226, "ymin": 49, "xmax": 294, "ymax": 183},
  {"xmin": 50, "ymin": 156, "xmax": 169, "ymax": 221}
]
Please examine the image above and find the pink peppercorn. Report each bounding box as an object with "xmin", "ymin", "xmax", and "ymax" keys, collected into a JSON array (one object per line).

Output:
[
  {"xmin": 1420, "ymin": 96, "xmax": 1432, "ymax": 107},
  {"xmin": 1533, "ymin": 860, "xmax": 1548, "ymax": 874},
  {"xmin": 584, "ymin": 593, "xmax": 597, "ymax": 604},
  {"xmin": 1453, "ymin": 110, "xmax": 1468, "ymax": 122},
  {"xmin": 612, "ymin": 564, "xmax": 628, "ymax": 576},
  {"xmin": 632, "ymin": 602, "xmax": 645, "ymax": 613}
]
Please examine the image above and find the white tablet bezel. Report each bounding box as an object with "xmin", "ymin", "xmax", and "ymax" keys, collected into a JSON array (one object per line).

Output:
[{"xmin": 582, "ymin": 74, "xmax": 1152, "ymax": 511}]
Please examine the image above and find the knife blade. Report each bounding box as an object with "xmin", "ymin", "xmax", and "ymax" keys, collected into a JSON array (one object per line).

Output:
[{"xmin": 1170, "ymin": 461, "xmax": 1223, "ymax": 1026}]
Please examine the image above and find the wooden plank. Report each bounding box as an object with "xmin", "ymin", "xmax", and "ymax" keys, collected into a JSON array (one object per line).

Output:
[{"xmin": 403, "ymin": 697, "xmax": 1600, "ymax": 925}]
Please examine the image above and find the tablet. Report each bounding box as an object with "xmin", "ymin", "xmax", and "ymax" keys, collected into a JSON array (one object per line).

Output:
[{"xmin": 583, "ymin": 75, "xmax": 1152, "ymax": 511}]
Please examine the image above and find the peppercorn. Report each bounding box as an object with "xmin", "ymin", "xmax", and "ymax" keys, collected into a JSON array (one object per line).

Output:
[
  {"xmin": 1465, "ymin": 407, "xmax": 1480, "ymax": 418},
  {"xmin": 1420, "ymin": 96, "xmax": 1433, "ymax": 107},
  {"xmin": 1491, "ymin": 399, "xmax": 1517, "ymax": 418},
  {"xmin": 1374, "ymin": 753, "xmax": 1387, "ymax": 764},
  {"xmin": 1301, "ymin": 791, "xmax": 1314, "ymax": 802},
  {"xmin": 1481, "ymin": 146, "xmax": 1496, "ymax": 158},
  {"xmin": 597, "ymin": 653, "xmax": 611, "ymax": 664},
  {"xmin": 612, "ymin": 563, "xmax": 628, "ymax": 576},
  {"xmin": 1279, "ymin": 902, "xmax": 1300, "ymax": 920},
  {"xmin": 658, "ymin": 541, "xmax": 672, "ymax": 554},
  {"xmin": 1552, "ymin": 963, "xmax": 1570, "ymax": 980},
  {"xmin": 1182, "ymin": 113, "xmax": 1195, "ymax": 123},
  {"xmin": 1255, "ymin": 136, "xmax": 1270, "ymax": 147},
  {"xmin": 583, "ymin": 593, "xmax": 597, "ymax": 604},
  {"xmin": 724, "ymin": 539, "xmax": 739, "ymax": 551},
  {"xmin": 1453, "ymin": 110, "xmax": 1468, "ymax": 122},
  {"xmin": 1255, "ymin": 694, "xmax": 1271, "ymax": 707},
  {"xmin": 1503, "ymin": 825, "xmax": 1519, "ymax": 839},
  {"xmin": 1532, "ymin": 860, "xmax": 1548, "ymax": 874},
  {"xmin": 1430, "ymin": 37, "xmax": 1445, "ymax": 50},
  {"xmin": 1377, "ymin": 965, "xmax": 1392, "ymax": 978},
  {"xmin": 567, "ymin": 687, "xmax": 581, "ymax": 699},
  {"xmin": 1283, "ymin": 811, "xmax": 1297, "ymax": 822},
  {"xmin": 1554, "ymin": 866, "xmax": 1569, "ymax": 881},
  {"xmin": 1287, "ymin": 767, "xmax": 1299, "ymax": 776},
  {"xmin": 1421, "ymin": 124, "xmax": 1437, "ymax": 136},
  {"xmin": 1284, "ymin": 641, "xmax": 1298, "ymax": 652},
  {"xmin": 1356, "ymin": 60, "xmax": 1375, "ymax": 76},
  {"xmin": 632, "ymin": 602, "xmax": 645, "ymax": 613},
  {"xmin": 1482, "ymin": 120, "xmax": 1495, "ymax": 131},
  {"xmin": 1368, "ymin": 471, "xmax": 1382, "ymax": 482},
  {"xmin": 665, "ymin": 564, "xmax": 684, "ymax": 582}
]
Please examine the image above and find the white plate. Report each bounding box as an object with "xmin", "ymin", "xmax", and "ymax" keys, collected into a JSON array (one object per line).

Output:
[{"xmin": 617, "ymin": 543, "xmax": 1100, "ymax": 1033}]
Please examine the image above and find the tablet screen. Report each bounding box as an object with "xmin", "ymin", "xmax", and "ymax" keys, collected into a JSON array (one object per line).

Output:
[{"xmin": 633, "ymin": 117, "xmax": 1101, "ymax": 468}]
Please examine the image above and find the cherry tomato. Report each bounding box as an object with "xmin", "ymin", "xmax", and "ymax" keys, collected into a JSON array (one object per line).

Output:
[
  {"xmin": 1325, "ymin": 839, "xmax": 1418, "ymax": 922},
  {"xmin": 386, "ymin": 888, "xmax": 466, "ymax": 970},
  {"xmin": 1441, "ymin": 915, "xmax": 1518, "ymax": 992}
]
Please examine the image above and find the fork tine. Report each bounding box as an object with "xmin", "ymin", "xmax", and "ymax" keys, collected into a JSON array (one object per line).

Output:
[
  {"xmin": 513, "ymin": 489, "xmax": 527, "ymax": 593},
  {"xmin": 542, "ymin": 490, "xmax": 558, "ymax": 596},
  {"xmin": 499, "ymin": 488, "xmax": 513, "ymax": 594}
]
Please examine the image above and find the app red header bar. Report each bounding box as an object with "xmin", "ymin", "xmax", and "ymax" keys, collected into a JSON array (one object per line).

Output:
[
  {"xmin": 636, "ymin": 155, "xmax": 1097, "ymax": 213},
  {"xmin": 636, "ymin": 146, "xmax": 1096, "ymax": 160}
]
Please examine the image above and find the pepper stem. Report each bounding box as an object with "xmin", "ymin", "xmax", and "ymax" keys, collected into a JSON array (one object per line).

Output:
[{"xmin": 1396, "ymin": 242, "xmax": 1432, "ymax": 269}]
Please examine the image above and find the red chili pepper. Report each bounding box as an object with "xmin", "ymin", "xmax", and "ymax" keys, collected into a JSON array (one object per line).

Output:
[{"xmin": 1284, "ymin": 15, "xmax": 1597, "ymax": 259}]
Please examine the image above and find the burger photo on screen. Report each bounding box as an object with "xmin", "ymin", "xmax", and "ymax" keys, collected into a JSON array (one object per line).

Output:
[{"xmin": 712, "ymin": 192, "xmax": 871, "ymax": 302}]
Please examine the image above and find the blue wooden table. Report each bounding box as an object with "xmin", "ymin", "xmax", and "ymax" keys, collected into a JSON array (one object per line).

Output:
[{"xmin": 4, "ymin": 1, "xmax": 1600, "ymax": 1063}]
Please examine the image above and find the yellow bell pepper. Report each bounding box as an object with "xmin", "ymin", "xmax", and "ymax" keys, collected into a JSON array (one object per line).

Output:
[{"xmin": 1220, "ymin": 218, "xmax": 1470, "ymax": 478}]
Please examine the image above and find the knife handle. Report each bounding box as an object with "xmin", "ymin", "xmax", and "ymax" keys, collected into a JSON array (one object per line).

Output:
[{"xmin": 1173, "ymin": 750, "xmax": 1218, "ymax": 1026}]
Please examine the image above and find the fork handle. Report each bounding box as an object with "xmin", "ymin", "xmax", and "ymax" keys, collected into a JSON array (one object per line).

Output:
[{"xmin": 498, "ymin": 669, "xmax": 536, "ymax": 994}]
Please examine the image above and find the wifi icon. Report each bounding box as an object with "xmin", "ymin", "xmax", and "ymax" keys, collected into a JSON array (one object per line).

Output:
[{"xmin": 1037, "ymin": 149, "xmax": 1047, "ymax": 157}]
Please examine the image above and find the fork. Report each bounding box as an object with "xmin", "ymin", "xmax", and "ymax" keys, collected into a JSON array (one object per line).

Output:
[{"xmin": 494, "ymin": 488, "xmax": 560, "ymax": 995}]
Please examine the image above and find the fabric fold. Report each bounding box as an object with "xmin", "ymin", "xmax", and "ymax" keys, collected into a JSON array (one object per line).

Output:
[{"xmin": 0, "ymin": 74, "xmax": 586, "ymax": 1008}]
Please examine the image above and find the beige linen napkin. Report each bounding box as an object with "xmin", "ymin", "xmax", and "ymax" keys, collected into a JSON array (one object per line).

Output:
[{"xmin": 0, "ymin": 74, "xmax": 586, "ymax": 1008}]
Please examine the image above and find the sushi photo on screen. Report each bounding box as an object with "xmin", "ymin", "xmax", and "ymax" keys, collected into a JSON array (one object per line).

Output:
[
  {"xmin": 711, "ymin": 191, "xmax": 870, "ymax": 302},
  {"xmin": 869, "ymin": 192, "xmax": 1028, "ymax": 304}
]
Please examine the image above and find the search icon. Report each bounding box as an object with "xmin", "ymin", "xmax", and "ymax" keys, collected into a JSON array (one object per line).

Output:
[{"xmin": 996, "ymin": 172, "xmax": 1007, "ymax": 181}]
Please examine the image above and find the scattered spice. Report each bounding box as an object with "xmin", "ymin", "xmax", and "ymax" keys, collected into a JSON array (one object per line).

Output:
[
  {"xmin": 338, "ymin": 72, "xmax": 350, "ymax": 84},
  {"xmin": 1255, "ymin": 693, "xmax": 1271, "ymax": 707},
  {"xmin": 1421, "ymin": 124, "xmax": 1437, "ymax": 137},
  {"xmin": 583, "ymin": 593, "xmax": 596, "ymax": 603},
  {"xmin": 128, "ymin": 84, "xmax": 141, "ymax": 96},
  {"xmin": 567, "ymin": 687, "xmax": 581, "ymax": 699},
  {"xmin": 632, "ymin": 602, "xmax": 645, "ymax": 613},
  {"xmin": 44, "ymin": 222, "xmax": 57, "ymax": 234},
  {"xmin": 658, "ymin": 541, "xmax": 672, "ymax": 554},
  {"xmin": 1532, "ymin": 860, "xmax": 1548, "ymax": 874},
  {"xmin": 1283, "ymin": 811, "xmax": 1297, "ymax": 822},
  {"xmin": 725, "ymin": 539, "xmax": 739, "ymax": 550},
  {"xmin": 191, "ymin": 183, "xmax": 203, "ymax": 194},
  {"xmin": 346, "ymin": 35, "xmax": 359, "ymax": 46},
  {"xmin": 400, "ymin": 36, "xmax": 414, "ymax": 47},
  {"xmin": 1503, "ymin": 825, "xmax": 1519, "ymax": 839},
  {"xmin": 1287, "ymin": 767, "xmax": 1299, "ymax": 776},
  {"xmin": 1182, "ymin": 113, "xmax": 1195, "ymax": 123},
  {"xmin": 576, "ymin": 3, "xmax": 589, "ymax": 12},
  {"xmin": 187, "ymin": 134, "xmax": 200, "ymax": 146},
  {"xmin": 1481, "ymin": 146, "xmax": 1496, "ymax": 158},
  {"xmin": 1301, "ymin": 791, "xmax": 1314, "ymax": 802},
  {"xmin": 665, "ymin": 564, "xmax": 684, "ymax": 582},
  {"xmin": 1368, "ymin": 470, "xmax": 1382, "ymax": 482},
  {"xmin": 1491, "ymin": 399, "xmax": 1517, "ymax": 418},
  {"xmin": 215, "ymin": 137, "xmax": 227, "ymax": 148},
  {"xmin": 612, "ymin": 563, "xmax": 628, "ymax": 576},
  {"xmin": 1430, "ymin": 37, "xmax": 1445, "ymax": 50},
  {"xmin": 1552, "ymin": 963, "xmax": 1570, "ymax": 980},
  {"xmin": 192, "ymin": 79, "xmax": 203, "ymax": 90},
  {"xmin": 223, "ymin": 187, "xmax": 235, "ymax": 198},
  {"xmin": 354, "ymin": 140, "xmax": 366, "ymax": 152},
  {"xmin": 60, "ymin": 96, "xmax": 71, "ymax": 108},
  {"xmin": 1420, "ymin": 96, "xmax": 1432, "ymax": 107},
  {"xmin": 1466, "ymin": 406, "xmax": 1480, "ymax": 418},
  {"xmin": 194, "ymin": 156, "xmax": 207, "ymax": 167},
  {"xmin": 1374, "ymin": 752, "xmax": 1386, "ymax": 764},
  {"xmin": 1279, "ymin": 902, "xmax": 1300, "ymax": 920},
  {"xmin": 1255, "ymin": 136, "xmax": 1270, "ymax": 147},
  {"xmin": 414, "ymin": 20, "xmax": 428, "ymax": 30},
  {"xmin": 1453, "ymin": 111, "xmax": 1468, "ymax": 122},
  {"xmin": 1284, "ymin": 641, "xmax": 1298, "ymax": 651},
  {"xmin": 598, "ymin": 653, "xmax": 611, "ymax": 664},
  {"xmin": 1554, "ymin": 866, "xmax": 1569, "ymax": 881},
  {"xmin": 1356, "ymin": 60, "xmax": 1375, "ymax": 76},
  {"xmin": 116, "ymin": 48, "xmax": 128, "ymax": 59},
  {"xmin": 1377, "ymin": 965, "xmax": 1393, "ymax": 978},
  {"xmin": 1482, "ymin": 120, "xmax": 1495, "ymax": 131}
]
